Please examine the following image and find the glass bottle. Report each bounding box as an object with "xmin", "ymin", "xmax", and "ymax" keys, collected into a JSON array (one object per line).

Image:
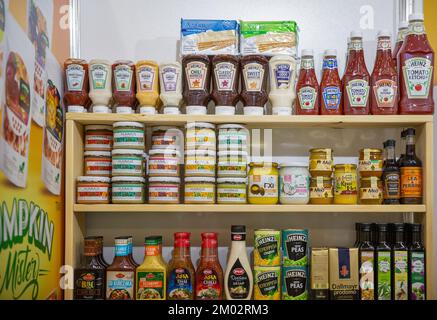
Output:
[
  {"xmin": 354, "ymin": 222, "xmax": 362, "ymax": 247},
  {"xmin": 320, "ymin": 49, "xmax": 342, "ymax": 115},
  {"xmin": 382, "ymin": 139, "xmax": 401, "ymax": 204},
  {"xmin": 358, "ymin": 223, "xmax": 375, "ymax": 300},
  {"xmin": 296, "ymin": 49, "xmax": 320, "ymax": 114},
  {"xmin": 375, "ymin": 224, "xmax": 392, "ymax": 300},
  {"xmin": 397, "ymin": 129, "xmax": 406, "ymax": 165},
  {"xmin": 393, "ymin": 21, "xmax": 409, "ymax": 67},
  {"xmin": 392, "ymin": 223, "xmax": 408, "ymax": 300},
  {"xmin": 408, "ymin": 223, "xmax": 426, "ymax": 300}
]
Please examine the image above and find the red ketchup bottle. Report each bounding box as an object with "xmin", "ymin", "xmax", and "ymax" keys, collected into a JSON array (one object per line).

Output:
[
  {"xmin": 343, "ymin": 31, "xmax": 371, "ymax": 115},
  {"xmin": 370, "ymin": 30, "xmax": 399, "ymax": 115},
  {"xmin": 398, "ymin": 14, "xmax": 435, "ymax": 115},
  {"xmin": 296, "ymin": 49, "xmax": 320, "ymax": 115},
  {"xmin": 320, "ymin": 49, "xmax": 342, "ymax": 115},
  {"xmin": 393, "ymin": 21, "xmax": 409, "ymax": 68}
]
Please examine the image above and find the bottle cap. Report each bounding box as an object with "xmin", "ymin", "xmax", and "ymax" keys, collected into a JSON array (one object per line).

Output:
[
  {"xmin": 386, "ymin": 139, "xmax": 396, "ymax": 148},
  {"xmin": 231, "ymin": 225, "xmax": 246, "ymax": 233},
  {"xmin": 174, "ymin": 232, "xmax": 191, "ymax": 240},
  {"xmin": 360, "ymin": 223, "xmax": 372, "ymax": 232},
  {"xmin": 411, "ymin": 223, "xmax": 422, "ymax": 232},
  {"xmin": 409, "ymin": 13, "xmax": 424, "ymax": 22},
  {"xmin": 350, "ymin": 30, "xmax": 363, "ymax": 38},
  {"xmin": 377, "ymin": 29, "xmax": 392, "ymax": 38},
  {"xmin": 145, "ymin": 236, "xmax": 162, "ymax": 245},
  {"xmin": 405, "ymin": 128, "xmax": 416, "ymax": 136},
  {"xmin": 394, "ymin": 223, "xmax": 405, "ymax": 232},
  {"xmin": 324, "ymin": 49, "xmax": 337, "ymax": 57},
  {"xmin": 301, "ymin": 49, "xmax": 314, "ymax": 57},
  {"xmin": 399, "ymin": 21, "xmax": 409, "ymax": 29},
  {"xmin": 377, "ymin": 223, "xmax": 388, "ymax": 232}
]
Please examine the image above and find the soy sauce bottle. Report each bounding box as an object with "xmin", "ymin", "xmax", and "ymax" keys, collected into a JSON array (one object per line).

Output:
[
  {"xmin": 382, "ymin": 140, "xmax": 400, "ymax": 204},
  {"xmin": 408, "ymin": 223, "xmax": 426, "ymax": 300},
  {"xmin": 358, "ymin": 223, "xmax": 375, "ymax": 300},
  {"xmin": 375, "ymin": 224, "xmax": 392, "ymax": 300}
]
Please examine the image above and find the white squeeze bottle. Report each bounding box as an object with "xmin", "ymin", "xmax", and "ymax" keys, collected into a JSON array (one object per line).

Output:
[
  {"xmin": 159, "ymin": 62, "xmax": 183, "ymax": 114},
  {"xmin": 224, "ymin": 225, "xmax": 253, "ymax": 300},
  {"xmin": 268, "ymin": 55, "xmax": 297, "ymax": 115}
]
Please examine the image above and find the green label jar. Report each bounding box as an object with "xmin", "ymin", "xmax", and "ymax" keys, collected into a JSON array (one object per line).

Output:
[
  {"xmin": 113, "ymin": 121, "xmax": 145, "ymax": 149},
  {"xmin": 111, "ymin": 176, "xmax": 145, "ymax": 204},
  {"xmin": 112, "ymin": 149, "xmax": 144, "ymax": 176}
]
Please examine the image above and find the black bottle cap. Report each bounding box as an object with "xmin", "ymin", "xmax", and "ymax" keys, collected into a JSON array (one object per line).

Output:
[
  {"xmin": 231, "ymin": 225, "xmax": 246, "ymax": 233},
  {"xmin": 405, "ymin": 128, "xmax": 416, "ymax": 136},
  {"xmin": 401, "ymin": 130, "xmax": 406, "ymax": 138},
  {"xmin": 385, "ymin": 139, "xmax": 396, "ymax": 147},
  {"xmin": 394, "ymin": 223, "xmax": 405, "ymax": 232},
  {"xmin": 360, "ymin": 223, "xmax": 372, "ymax": 232},
  {"xmin": 411, "ymin": 223, "xmax": 422, "ymax": 232},
  {"xmin": 377, "ymin": 223, "xmax": 388, "ymax": 232}
]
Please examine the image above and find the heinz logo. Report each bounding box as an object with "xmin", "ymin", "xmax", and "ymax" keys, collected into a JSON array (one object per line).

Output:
[
  {"xmin": 233, "ymin": 268, "xmax": 245, "ymax": 276},
  {"xmin": 116, "ymin": 273, "xmax": 125, "ymax": 279}
]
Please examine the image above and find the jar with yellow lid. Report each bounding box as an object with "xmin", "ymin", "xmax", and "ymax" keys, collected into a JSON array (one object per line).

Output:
[
  {"xmin": 360, "ymin": 177, "xmax": 383, "ymax": 205},
  {"xmin": 309, "ymin": 176, "xmax": 334, "ymax": 204},
  {"xmin": 334, "ymin": 164, "xmax": 358, "ymax": 204},
  {"xmin": 248, "ymin": 162, "xmax": 279, "ymax": 205},
  {"xmin": 358, "ymin": 148, "xmax": 383, "ymax": 178},
  {"xmin": 309, "ymin": 148, "xmax": 333, "ymax": 177}
]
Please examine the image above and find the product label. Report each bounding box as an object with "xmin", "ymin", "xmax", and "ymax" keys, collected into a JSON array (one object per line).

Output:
[
  {"xmin": 77, "ymin": 186, "xmax": 109, "ymax": 202},
  {"xmin": 359, "ymin": 251, "xmax": 375, "ymax": 300},
  {"xmin": 214, "ymin": 62, "xmax": 236, "ymax": 91},
  {"xmin": 298, "ymin": 86, "xmax": 317, "ymax": 110},
  {"xmin": 114, "ymin": 64, "xmax": 133, "ymax": 92},
  {"xmin": 185, "ymin": 61, "xmax": 207, "ymax": 90},
  {"xmin": 383, "ymin": 172, "xmax": 400, "ymax": 199},
  {"xmin": 409, "ymin": 252, "xmax": 426, "ymax": 300},
  {"xmin": 185, "ymin": 186, "xmax": 215, "ymax": 203},
  {"xmin": 376, "ymin": 251, "xmax": 391, "ymax": 300},
  {"xmin": 168, "ymin": 268, "xmax": 193, "ymax": 300},
  {"xmin": 309, "ymin": 186, "xmax": 333, "ymax": 199},
  {"xmin": 74, "ymin": 270, "xmax": 105, "ymax": 300},
  {"xmin": 400, "ymin": 167, "xmax": 422, "ymax": 198},
  {"xmin": 254, "ymin": 232, "xmax": 281, "ymax": 266},
  {"xmin": 85, "ymin": 133, "xmax": 113, "ymax": 150},
  {"xmin": 301, "ymin": 58, "xmax": 314, "ymax": 70},
  {"xmin": 90, "ymin": 64, "xmax": 109, "ymax": 90},
  {"xmin": 161, "ymin": 66, "xmax": 179, "ymax": 92},
  {"xmin": 322, "ymin": 86, "xmax": 341, "ymax": 110},
  {"xmin": 408, "ymin": 21, "xmax": 426, "ymax": 36},
  {"xmin": 254, "ymin": 267, "xmax": 280, "ymax": 300},
  {"xmin": 249, "ymin": 174, "xmax": 278, "ymax": 198},
  {"xmin": 112, "ymin": 184, "xmax": 143, "ymax": 202},
  {"xmin": 403, "ymin": 57, "xmax": 433, "ymax": 99},
  {"xmin": 309, "ymin": 159, "xmax": 332, "ymax": 172},
  {"xmin": 346, "ymin": 79, "xmax": 370, "ymax": 107},
  {"xmin": 149, "ymin": 185, "xmax": 179, "ymax": 202},
  {"xmin": 282, "ymin": 267, "xmax": 308, "ymax": 300},
  {"xmin": 136, "ymin": 271, "xmax": 165, "ymax": 300},
  {"xmin": 138, "ymin": 65, "xmax": 156, "ymax": 92},
  {"xmin": 322, "ymin": 58, "xmax": 338, "ymax": 70},
  {"xmin": 373, "ymin": 79, "xmax": 397, "ymax": 108},
  {"xmin": 273, "ymin": 63, "xmax": 292, "ymax": 89},
  {"xmin": 377, "ymin": 39, "xmax": 392, "ymax": 51},
  {"xmin": 360, "ymin": 186, "xmax": 382, "ymax": 200},
  {"xmin": 106, "ymin": 271, "xmax": 134, "ymax": 300},
  {"xmin": 283, "ymin": 231, "xmax": 308, "ymax": 266},
  {"xmin": 85, "ymin": 159, "xmax": 111, "ymax": 176},
  {"xmin": 335, "ymin": 173, "xmax": 357, "ymax": 196},
  {"xmin": 280, "ymin": 174, "xmax": 309, "ymax": 200},
  {"xmin": 217, "ymin": 164, "xmax": 247, "ymax": 176},
  {"xmin": 148, "ymin": 157, "xmax": 179, "ymax": 175},
  {"xmin": 112, "ymin": 157, "xmax": 143, "ymax": 175},
  {"xmin": 243, "ymin": 63, "xmax": 264, "ymax": 92},
  {"xmin": 227, "ymin": 259, "xmax": 250, "ymax": 299},
  {"xmin": 394, "ymin": 251, "xmax": 408, "ymax": 300},
  {"xmin": 217, "ymin": 187, "xmax": 246, "ymax": 203},
  {"xmin": 358, "ymin": 159, "xmax": 383, "ymax": 173},
  {"xmin": 66, "ymin": 64, "xmax": 85, "ymax": 91},
  {"xmin": 113, "ymin": 129, "xmax": 144, "ymax": 147},
  {"xmin": 351, "ymin": 39, "xmax": 363, "ymax": 51},
  {"xmin": 196, "ymin": 268, "xmax": 222, "ymax": 300}
]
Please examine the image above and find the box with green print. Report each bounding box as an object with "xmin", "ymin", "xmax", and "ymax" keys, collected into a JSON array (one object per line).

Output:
[{"xmin": 282, "ymin": 229, "xmax": 309, "ymax": 266}]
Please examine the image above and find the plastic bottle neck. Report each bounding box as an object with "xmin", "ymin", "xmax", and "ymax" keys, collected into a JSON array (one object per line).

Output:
[
  {"xmin": 301, "ymin": 57, "xmax": 315, "ymax": 70},
  {"xmin": 173, "ymin": 245, "xmax": 190, "ymax": 260}
]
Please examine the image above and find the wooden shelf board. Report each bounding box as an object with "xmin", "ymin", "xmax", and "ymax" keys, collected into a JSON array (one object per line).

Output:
[{"xmin": 73, "ymin": 204, "xmax": 426, "ymax": 213}]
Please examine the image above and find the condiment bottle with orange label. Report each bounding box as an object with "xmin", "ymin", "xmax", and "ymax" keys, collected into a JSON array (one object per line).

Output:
[
  {"xmin": 211, "ymin": 55, "xmax": 240, "ymax": 115},
  {"xmin": 64, "ymin": 58, "xmax": 90, "ymax": 113},
  {"xmin": 343, "ymin": 32, "xmax": 371, "ymax": 115},
  {"xmin": 182, "ymin": 55, "xmax": 211, "ymax": 115},
  {"xmin": 296, "ymin": 49, "xmax": 319, "ymax": 115},
  {"xmin": 370, "ymin": 30, "xmax": 398, "ymax": 115},
  {"xmin": 136, "ymin": 60, "xmax": 160, "ymax": 115},
  {"xmin": 195, "ymin": 232, "xmax": 224, "ymax": 300},
  {"xmin": 320, "ymin": 50, "xmax": 342, "ymax": 115},
  {"xmin": 398, "ymin": 14, "xmax": 435, "ymax": 115},
  {"xmin": 240, "ymin": 55, "xmax": 269, "ymax": 115},
  {"xmin": 112, "ymin": 60, "xmax": 136, "ymax": 114},
  {"xmin": 269, "ymin": 55, "xmax": 297, "ymax": 115},
  {"xmin": 89, "ymin": 59, "xmax": 112, "ymax": 113},
  {"xmin": 393, "ymin": 21, "xmax": 409, "ymax": 67},
  {"xmin": 159, "ymin": 62, "xmax": 183, "ymax": 114},
  {"xmin": 399, "ymin": 128, "xmax": 422, "ymax": 204}
]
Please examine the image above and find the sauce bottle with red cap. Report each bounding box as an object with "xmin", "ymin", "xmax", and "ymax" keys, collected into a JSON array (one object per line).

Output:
[
  {"xmin": 182, "ymin": 55, "xmax": 211, "ymax": 115},
  {"xmin": 211, "ymin": 55, "xmax": 240, "ymax": 115},
  {"xmin": 398, "ymin": 14, "xmax": 435, "ymax": 115},
  {"xmin": 320, "ymin": 49, "xmax": 342, "ymax": 115},
  {"xmin": 296, "ymin": 49, "xmax": 320, "ymax": 115},
  {"xmin": 343, "ymin": 31, "xmax": 371, "ymax": 115}
]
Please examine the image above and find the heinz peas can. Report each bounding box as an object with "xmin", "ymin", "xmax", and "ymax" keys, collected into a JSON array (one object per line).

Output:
[{"xmin": 282, "ymin": 229, "xmax": 309, "ymax": 266}]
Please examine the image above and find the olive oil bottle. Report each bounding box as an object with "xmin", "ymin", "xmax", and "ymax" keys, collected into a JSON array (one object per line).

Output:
[
  {"xmin": 408, "ymin": 223, "xmax": 426, "ymax": 300},
  {"xmin": 358, "ymin": 223, "xmax": 375, "ymax": 300},
  {"xmin": 392, "ymin": 223, "xmax": 408, "ymax": 300},
  {"xmin": 375, "ymin": 224, "xmax": 392, "ymax": 300}
]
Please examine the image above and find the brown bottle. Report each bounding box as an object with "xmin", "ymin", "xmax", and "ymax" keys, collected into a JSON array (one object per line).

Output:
[
  {"xmin": 240, "ymin": 55, "xmax": 269, "ymax": 115},
  {"xmin": 182, "ymin": 55, "xmax": 211, "ymax": 114},
  {"xmin": 211, "ymin": 55, "xmax": 240, "ymax": 114}
]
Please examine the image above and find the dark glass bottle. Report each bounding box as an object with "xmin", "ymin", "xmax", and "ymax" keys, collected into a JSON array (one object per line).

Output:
[
  {"xmin": 392, "ymin": 223, "xmax": 408, "ymax": 300},
  {"xmin": 354, "ymin": 222, "xmax": 362, "ymax": 247},
  {"xmin": 408, "ymin": 223, "xmax": 426, "ymax": 300},
  {"xmin": 383, "ymin": 139, "xmax": 401, "ymax": 204},
  {"xmin": 399, "ymin": 128, "xmax": 423, "ymax": 204},
  {"xmin": 375, "ymin": 224, "xmax": 392, "ymax": 300},
  {"xmin": 358, "ymin": 223, "xmax": 375, "ymax": 300},
  {"xmin": 397, "ymin": 130, "xmax": 406, "ymax": 165},
  {"xmin": 74, "ymin": 237, "xmax": 106, "ymax": 300},
  {"xmin": 371, "ymin": 223, "xmax": 378, "ymax": 247}
]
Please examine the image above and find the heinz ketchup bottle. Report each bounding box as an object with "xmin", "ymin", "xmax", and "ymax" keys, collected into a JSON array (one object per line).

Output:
[
  {"xmin": 320, "ymin": 50, "xmax": 342, "ymax": 115},
  {"xmin": 393, "ymin": 21, "xmax": 409, "ymax": 68},
  {"xmin": 296, "ymin": 49, "xmax": 319, "ymax": 115},
  {"xmin": 398, "ymin": 14, "xmax": 434, "ymax": 115},
  {"xmin": 370, "ymin": 30, "xmax": 399, "ymax": 115},
  {"xmin": 343, "ymin": 31, "xmax": 371, "ymax": 115}
]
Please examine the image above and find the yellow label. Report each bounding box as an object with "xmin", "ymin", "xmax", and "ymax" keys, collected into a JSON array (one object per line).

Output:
[
  {"xmin": 358, "ymin": 159, "xmax": 383, "ymax": 172},
  {"xmin": 334, "ymin": 173, "xmax": 357, "ymax": 196},
  {"xmin": 310, "ymin": 187, "xmax": 333, "ymax": 199},
  {"xmin": 310, "ymin": 159, "xmax": 332, "ymax": 172}
]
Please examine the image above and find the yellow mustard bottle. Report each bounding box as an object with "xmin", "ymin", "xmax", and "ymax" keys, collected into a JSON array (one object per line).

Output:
[
  {"xmin": 136, "ymin": 60, "xmax": 160, "ymax": 114},
  {"xmin": 136, "ymin": 236, "xmax": 167, "ymax": 300}
]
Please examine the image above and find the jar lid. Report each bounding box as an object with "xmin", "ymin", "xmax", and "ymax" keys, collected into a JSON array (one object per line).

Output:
[
  {"xmin": 149, "ymin": 176, "xmax": 181, "ymax": 183},
  {"xmin": 360, "ymin": 148, "xmax": 382, "ymax": 153},
  {"xmin": 280, "ymin": 161, "xmax": 308, "ymax": 168},
  {"xmin": 85, "ymin": 125, "xmax": 113, "ymax": 131},
  {"xmin": 217, "ymin": 150, "xmax": 248, "ymax": 157},
  {"xmin": 84, "ymin": 151, "xmax": 112, "ymax": 157},
  {"xmin": 77, "ymin": 176, "xmax": 111, "ymax": 183},
  {"xmin": 217, "ymin": 177, "xmax": 247, "ymax": 184},
  {"xmin": 185, "ymin": 122, "xmax": 215, "ymax": 129},
  {"xmin": 113, "ymin": 121, "xmax": 145, "ymax": 129},
  {"xmin": 112, "ymin": 149, "xmax": 144, "ymax": 155},
  {"xmin": 309, "ymin": 148, "xmax": 333, "ymax": 154},
  {"xmin": 152, "ymin": 126, "xmax": 183, "ymax": 132},
  {"xmin": 111, "ymin": 176, "xmax": 146, "ymax": 183},
  {"xmin": 249, "ymin": 162, "xmax": 278, "ymax": 168},
  {"xmin": 149, "ymin": 148, "xmax": 181, "ymax": 156},
  {"xmin": 186, "ymin": 149, "xmax": 216, "ymax": 157},
  {"xmin": 185, "ymin": 177, "xmax": 216, "ymax": 183},
  {"xmin": 217, "ymin": 124, "xmax": 247, "ymax": 130}
]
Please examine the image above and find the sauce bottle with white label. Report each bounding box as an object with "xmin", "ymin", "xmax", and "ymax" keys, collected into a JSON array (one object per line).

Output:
[
  {"xmin": 224, "ymin": 225, "xmax": 253, "ymax": 300},
  {"xmin": 159, "ymin": 62, "xmax": 182, "ymax": 114},
  {"xmin": 269, "ymin": 55, "xmax": 297, "ymax": 115}
]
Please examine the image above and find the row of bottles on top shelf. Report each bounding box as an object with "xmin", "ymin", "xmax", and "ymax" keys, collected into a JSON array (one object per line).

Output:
[
  {"xmin": 64, "ymin": 15, "xmax": 434, "ymax": 116},
  {"xmin": 74, "ymin": 223, "xmax": 426, "ymax": 300}
]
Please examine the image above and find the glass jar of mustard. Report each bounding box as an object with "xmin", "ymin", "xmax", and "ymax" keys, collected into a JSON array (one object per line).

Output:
[
  {"xmin": 217, "ymin": 177, "xmax": 247, "ymax": 204},
  {"xmin": 185, "ymin": 122, "xmax": 216, "ymax": 151},
  {"xmin": 185, "ymin": 149, "xmax": 216, "ymax": 177},
  {"xmin": 113, "ymin": 121, "xmax": 145, "ymax": 149},
  {"xmin": 334, "ymin": 164, "xmax": 358, "ymax": 205},
  {"xmin": 217, "ymin": 150, "xmax": 248, "ymax": 177},
  {"xmin": 111, "ymin": 176, "xmax": 145, "ymax": 204},
  {"xmin": 84, "ymin": 151, "xmax": 112, "ymax": 177},
  {"xmin": 76, "ymin": 176, "xmax": 111, "ymax": 204},
  {"xmin": 248, "ymin": 162, "xmax": 279, "ymax": 205},
  {"xmin": 358, "ymin": 148, "xmax": 383, "ymax": 178},
  {"xmin": 148, "ymin": 177, "xmax": 181, "ymax": 204},
  {"xmin": 360, "ymin": 177, "xmax": 383, "ymax": 205},
  {"xmin": 309, "ymin": 148, "xmax": 333, "ymax": 177},
  {"xmin": 112, "ymin": 149, "xmax": 144, "ymax": 177},
  {"xmin": 148, "ymin": 148, "xmax": 181, "ymax": 177},
  {"xmin": 309, "ymin": 176, "xmax": 334, "ymax": 204},
  {"xmin": 184, "ymin": 177, "xmax": 216, "ymax": 204},
  {"xmin": 84, "ymin": 125, "xmax": 113, "ymax": 151}
]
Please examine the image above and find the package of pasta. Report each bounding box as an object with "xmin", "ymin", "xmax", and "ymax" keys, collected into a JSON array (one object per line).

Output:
[
  {"xmin": 240, "ymin": 21, "xmax": 299, "ymax": 57},
  {"xmin": 180, "ymin": 19, "xmax": 239, "ymax": 55}
]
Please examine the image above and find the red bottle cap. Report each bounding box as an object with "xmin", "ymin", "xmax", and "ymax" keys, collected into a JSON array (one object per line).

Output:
[
  {"xmin": 201, "ymin": 232, "xmax": 218, "ymax": 248},
  {"xmin": 174, "ymin": 232, "xmax": 191, "ymax": 240}
]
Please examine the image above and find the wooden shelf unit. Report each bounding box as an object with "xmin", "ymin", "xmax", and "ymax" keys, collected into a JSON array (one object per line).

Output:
[{"xmin": 65, "ymin": 114, "xmax": 434, "ymax": 300}]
